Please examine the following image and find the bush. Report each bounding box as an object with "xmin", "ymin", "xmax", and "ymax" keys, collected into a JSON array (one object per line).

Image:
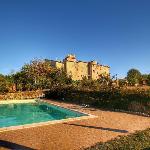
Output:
[
  {"xmin": 45, "ymin": 87, "xmax": 150, "ymax": 115},
  {"xmin": 85, "ymin": 128, "xmax": 150, "ymax": 150}
]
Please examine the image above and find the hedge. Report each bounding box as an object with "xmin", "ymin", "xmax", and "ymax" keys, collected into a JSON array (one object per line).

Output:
[{"xmin": 45, "ymin": 87, "xmax": 150, "ymax": 116}]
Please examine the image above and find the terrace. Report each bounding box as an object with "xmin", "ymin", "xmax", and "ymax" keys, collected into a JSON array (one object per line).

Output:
[{"xmin": 0, "ymin": 99, "xmax": 150, "ymax": 150}]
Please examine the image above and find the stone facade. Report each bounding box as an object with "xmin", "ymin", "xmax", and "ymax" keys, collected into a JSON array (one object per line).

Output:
[{"xmin": 50, "ymin": 54, "xmax": 110, "ymax": 80}]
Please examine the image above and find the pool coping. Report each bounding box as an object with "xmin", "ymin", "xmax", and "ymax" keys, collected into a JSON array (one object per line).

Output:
[
  {"xmin": 0, "ymin": 99, "xmax": 97, "ymax": 133},
  {"xmin": 0, "ymin": 99, "xmax": 36, "ymax": 104}
]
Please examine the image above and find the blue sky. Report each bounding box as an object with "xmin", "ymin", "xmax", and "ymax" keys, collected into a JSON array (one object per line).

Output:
[{"xmin": 0, "ymin": 0, "xmax": 150, "ymax": 78}]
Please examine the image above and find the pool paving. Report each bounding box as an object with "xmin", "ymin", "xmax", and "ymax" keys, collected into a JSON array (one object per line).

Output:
[{"xmin": 0, "ymin": 99, "xmax": 150, "ymax": 150}]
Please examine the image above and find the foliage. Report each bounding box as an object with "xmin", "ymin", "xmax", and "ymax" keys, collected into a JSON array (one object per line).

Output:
[
  {"xmin": 118, "ymin": 79, "xmax": 128, "ymax": 87},
  {"xmin": 0, "ymin": 59, "xmax": 72, "ymax": 93},
  {"xmin": 49, "ymin": 68, "xmax": 72, "ymax": 89},
  {"xmin": 45, "ymin": 87, "xmax": 150, "ymax": 115},
  {"xmin": 0, "ymin": 74, "xmax": 9, "ymax": 93},
  {"xmin": 147, "ymin": 74, "xmax": 150, "ymax": 85},
  {"xmin": 20, "ymin": 59, "xmax": 72, "ymax": 90},
  {"xmin": 127, "ymin": 69, "xmax": 141, "ymax": 85},
  {"xmin": 12, "ymin": 71, "xmax": 29, "ymax": 91},
  {"xmin": 77, "ymin": 77, "xmax": 99, "ymax": 90},
  {"xmin": 85, "ymin": 128, "xmax": 150, "ymax": 150},
  {"xmin": 72, "ymin": 75, "xmax": 113, "ymax": 91},
  {"xmin": 21, "ymin": 59, "xmax": 53, "ymax": 90}
]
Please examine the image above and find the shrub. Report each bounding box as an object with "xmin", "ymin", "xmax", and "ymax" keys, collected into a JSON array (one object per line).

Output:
[{"xmin": 45, "ymin": 87, "xmax": 150, "ymax": 115}]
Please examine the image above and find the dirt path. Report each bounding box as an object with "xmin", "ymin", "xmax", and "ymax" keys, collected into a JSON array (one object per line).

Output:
[{"xmin": 0, "ymin": 100, "xmax": 150, "ymax": 150}]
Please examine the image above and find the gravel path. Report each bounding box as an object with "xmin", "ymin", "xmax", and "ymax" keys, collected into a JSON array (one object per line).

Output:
[{"xmin": 0, "ymin": 100, "xmax": 150, "ymax": 150}]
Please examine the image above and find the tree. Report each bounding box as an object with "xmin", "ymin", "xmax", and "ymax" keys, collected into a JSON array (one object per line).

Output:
[
  {"xmin": 146, "ymin": 74, "xmax": 150, "ymax": 86},
  {"xmin": 21, "ymin": 59, "xmax": 53, "ymax": 90},
  {"xmin": 97, "ymin": 74, "xmax": 112, "ymax": 87},
  {"xmin": 0, "ymin": 74, "xmax": 9, "ymax": 93},
  {"xmin": 127, "ymin": 69, "xmax": 141, "ymax": 86},
  {"xmin": 0, "ymin": 59, "xmax": 73, "ymax": 92},
  {"xmin": 49, "ymin": 69, "xmax": 72, "ymax": 88},
  {"xmin": 12, "ymin": 71, "xmax": 33, "ymax": 91},
  {"xmin": 20, "ymin": 59, "xmax": 72, "ymax": 90}
]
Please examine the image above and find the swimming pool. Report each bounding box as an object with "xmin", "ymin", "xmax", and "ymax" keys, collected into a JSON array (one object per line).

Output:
[{"xmin": 0, "ymin": 100, "xmax": 88, "ymax": 128}]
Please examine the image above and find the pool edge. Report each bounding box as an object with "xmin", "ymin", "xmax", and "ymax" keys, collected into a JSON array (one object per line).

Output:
[
  {"xmin": 0, "ymin": 99, "xmax": 97, "ymax": 132},
  {"xmin": 0, "ymin": 99, "xmax": 36, "ymax": 104}
]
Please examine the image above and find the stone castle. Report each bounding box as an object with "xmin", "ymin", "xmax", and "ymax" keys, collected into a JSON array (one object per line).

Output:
[{"xmin": 50, "ymin": 54, "xmax": 110, "ymax": 80}]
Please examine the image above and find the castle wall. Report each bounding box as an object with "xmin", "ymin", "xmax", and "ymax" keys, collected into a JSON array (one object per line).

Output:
[
  {"xmin": 49, "ymin": 55, "xmax": 110, "ymax": 81},
  {"xmin": 65, "ymin": 61, "xmax": 88, "ymax": 80},
  {"xmin": 50, "ymin": 60, "xmax": 64, "ymax": 69},
  {"xmin": 91, "ymin": 64, "xmax": 110, "ymax": 80},
  {"xmin": 55, "ymin": 62, "xmax": 64, "ymax": 69},
  {"xmin": 76, "ymin": 61, "xmax": 89, "ymax": 80}
]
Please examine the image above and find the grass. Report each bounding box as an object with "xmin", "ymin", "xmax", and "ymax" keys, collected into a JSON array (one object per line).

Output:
[{"xmin": 85, "ymin": 128, "xmax": 150, "ymax": 150}]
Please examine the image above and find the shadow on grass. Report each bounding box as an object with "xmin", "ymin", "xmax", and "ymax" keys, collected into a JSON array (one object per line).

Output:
[
  {"xmin": 0, "ymin": 140, "xmax": 34, "ymax": 150},
  {"xmin": 64, "ymin": 123, "xmax": 128, "ymax": 133}
]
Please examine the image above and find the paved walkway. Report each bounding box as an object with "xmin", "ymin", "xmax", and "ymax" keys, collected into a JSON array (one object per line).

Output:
[{"xmin": 0, "ymin": 100, "xmax": 150, "ymax": 150}]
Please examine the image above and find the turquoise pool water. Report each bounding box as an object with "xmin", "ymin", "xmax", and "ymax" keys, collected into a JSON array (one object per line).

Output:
[{"xmin": 0, "ymin": 101, "xmax": 87, "ymax": 128}]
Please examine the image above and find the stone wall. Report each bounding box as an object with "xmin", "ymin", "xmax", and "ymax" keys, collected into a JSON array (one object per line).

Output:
[
  {"xmin": 0, "ymin": 91, "xmax": 44, "ymax": 100},
  {"xmin": 65, "ymin": 61, "xmax": 89, "ymax": 80},
  {"xmin": 90, "ymin": 63, "xmax": 110, "ymax": 80},
  {"xmin": 50, "ymin": 54, "xmax": 110, "ymax": 80}
]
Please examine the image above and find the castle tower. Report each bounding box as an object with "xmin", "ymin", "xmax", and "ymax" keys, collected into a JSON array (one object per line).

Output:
[{"xmin": 63, "ymin": 54, "xmax": 77, "ymax": 62}]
